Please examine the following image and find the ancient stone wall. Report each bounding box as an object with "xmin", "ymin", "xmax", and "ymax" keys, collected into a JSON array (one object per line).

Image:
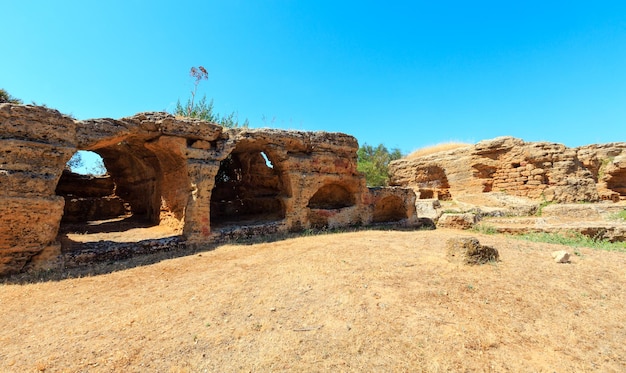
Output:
[
  {"xmin": 390, "ymin": 136, "xmax": 626, "ymax": 204},
  {"xmin": 0, "ymin": 104, "xmax": 417, "ymax": 275},
  {"xmin": 577, "ymin": 143, "xmax": 626, "ymax": 201},
  {"xmin": 1, "ymin": 105, "xmax": 76, "ymax": 275}
]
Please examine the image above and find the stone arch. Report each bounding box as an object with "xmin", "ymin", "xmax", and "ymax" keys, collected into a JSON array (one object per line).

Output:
[
  {"xmin": 55, "ymin": 135, "xmax": 189, "ymax": 240},
  {"xmin": 55, "ymin": 153, "xmax": 130, "ymax": 224},
  {"xmin": 306, "ymin": 183, "xmax": 357, "ymax": 229},
  {"xmin": 210, "ymin": 143, "xmax": 288, "ymax": 229},
  {"xmin": 307, "ymin": 183, "xmax": 356, "ymax": 210},
  {"xmin": 372, "ymin": 195, "xmax": 407, "ymax": 223}
]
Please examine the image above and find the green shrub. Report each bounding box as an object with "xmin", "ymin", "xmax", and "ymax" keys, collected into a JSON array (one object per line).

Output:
[
  {"xmin": 609, "ymin": 209, "xmax": 626, "ymax": 221},
  {"xmin": 471, "ymin": 224, "xmax": 498, "ymax": 235},
  {"xmin": 514, "ymin": 231, "xmax": 626, "ymax": 253}
]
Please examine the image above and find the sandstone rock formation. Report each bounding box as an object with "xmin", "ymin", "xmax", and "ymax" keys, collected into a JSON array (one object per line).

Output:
[
  {"xmin": 446, "ymin": 237, "xmax": 499, "ymax": 265},
  {"xmin": 437, "ymin": 213, "xmax": 479, "ymax": 230},
  {"xmin": 1, "ymin": 104, "xmax": 418, "ymax": 275},
  {"xmin": 390, "ymin": 136, "xmax": 626, "ymax": 204}
]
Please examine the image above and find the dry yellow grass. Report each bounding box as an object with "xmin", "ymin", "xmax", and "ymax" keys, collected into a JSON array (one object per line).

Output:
[
  {"xmin": 1, "ymin": 229, "xmax": 625, "ymax": 372},
  {"xmin": 407, "ymin": 142, "xmax": 471, "ymax": 159}
]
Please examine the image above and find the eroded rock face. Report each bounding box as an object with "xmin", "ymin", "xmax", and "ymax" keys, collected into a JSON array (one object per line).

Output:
[
  {"xmin": 446, "ymin": 237, "xmax": 499, "ymax": 265},
  {"xmin": 1, "ymin": 105, "xmax": 75, "ymax": 275},
  {"xmin": 390, "ymin": 136, "xmax": 626, "ymax": 204},
  {"xmin": 1, "ymin": 104, "xmax": 418, "ymax": 275},
  {"xmin": 577, "ymin": 143, "xmax": 626, "ymax": 201}
]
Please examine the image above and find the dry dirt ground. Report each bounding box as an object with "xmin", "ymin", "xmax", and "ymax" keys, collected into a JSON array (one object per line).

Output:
[{"xmin": 1, "ymin": 229, "xmax": 625, "ymax": 372}]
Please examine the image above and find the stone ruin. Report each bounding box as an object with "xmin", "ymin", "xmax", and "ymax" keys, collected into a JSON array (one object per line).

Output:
[
  {"xmin": 4, "ymin": 104, "xmax": 623, "ymax": 276},
  {"xmin": 0, "ymin": 104, "xmax": 417, "ymax": 276},
  {"xmin": 390, "ymin": 136, "xmax": 626, "ymax": 204}
]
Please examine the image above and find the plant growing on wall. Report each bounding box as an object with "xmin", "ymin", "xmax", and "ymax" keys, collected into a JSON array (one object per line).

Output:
[
  {"xmin": 173, "ymin": 66, "xmax": 249, "ymax": 128},
  {"xmin": 0, "ymin": 88, "xmax": 23, "ymax": 104}
]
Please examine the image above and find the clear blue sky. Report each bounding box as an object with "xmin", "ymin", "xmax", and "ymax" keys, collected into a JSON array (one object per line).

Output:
[{"xmin": 3, "ymin": 1, "xmax": 626, "ymax": 154}]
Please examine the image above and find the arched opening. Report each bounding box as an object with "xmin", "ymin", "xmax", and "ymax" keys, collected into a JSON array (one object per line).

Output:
[
  {"xmin": 56, "ymin": 152, "xmax": 131, "ymax": 225},
  {"xmin": 55, "ymin": 136, "xmax": 188, "ymax": 246},
  {"xmin": 307, "ymin": 184, "xmax": 355, "ymax": 209},
  {"xmin": 372, "ymin": 195, "xmax": 407, "ymax": 223},
  {"xmin": 210, "ymin": 146, "xmax": 286, "ymax": 229},
  {"xmin": 307, "ymin": 183, "xmax": 357, "ymax": 229}
]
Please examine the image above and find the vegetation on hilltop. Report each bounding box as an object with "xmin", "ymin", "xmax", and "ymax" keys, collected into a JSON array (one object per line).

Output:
[
  {"xmin": 357, "ymin": 143, "xmax": 403, "ymax": 187},
  {"xmin": 0, "ymin": 88, "xmax": 23, "ymax": 104},
  {"xmin": 407, "ymin": 141, "xmax": 470, "ymax": 159}
]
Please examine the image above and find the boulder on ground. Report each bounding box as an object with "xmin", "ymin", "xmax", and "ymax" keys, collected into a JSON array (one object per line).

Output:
[
  {"xmin": 446, "ymin": 237, "xmax": 499, "ymax": 265},
  {"xmin": 551, "ymin": 250, "xmax": 571, "ymax": 263},
  {"xmin": 437, "ymin": 213, "xmax": 478, "ymax": 230}
]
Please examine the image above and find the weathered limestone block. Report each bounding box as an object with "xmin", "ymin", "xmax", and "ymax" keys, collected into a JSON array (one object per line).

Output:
[
  {"xmin": 414, "ymin": 199, "xmax": 442, "ymax": 221},
  {"xmin": 0, "ymin": 104, "xmax": 76, "ymax": 146},
  {"xmin": 0, "ymin": 196, "xmax": 65, "ymax": 274},
  {"xmin": 390, "ymin": 136, "xmax": 603, "ymax": 203},
  {"xmin": 576, "ymin": 143, "xmax": 626, "ymax": 200},
  {"xmin": 1, "ymin": 104, "xmax": 76, "ymax": 275},
  {"xmin": 76, "ymin": 118, "xmax": 134, "ymax": 149},
  {"xmin": 62, "ymin": 196, "xmax": 129, "ymax": 223},
  {"xmin": 551, "ymin": 250, "xmax": 570, "ymax": 263},
  {"xmin": 122, "ymin": 112, "xmax": 223, "ymax": 141},
  {"xmin": 1, "ymin": 140, "xmax": 75, "ymax": 197},
  {"xmin": 437, "ymin": 213, "xmax": 478, "ymax": 230},
  {"xmin": 368, "ymin": 187, "xmax": 417, "ymax": 225},
  {"xmin": 1, "ymin": 105, "xmax": 77, "ymax": 198},
  {"xmin": 446, "ymin": 237, "xmax": 499, "ymax": 265},
  {"xmin": 56, "ymin": 171, "xmax": 116, "ymax": 197}
]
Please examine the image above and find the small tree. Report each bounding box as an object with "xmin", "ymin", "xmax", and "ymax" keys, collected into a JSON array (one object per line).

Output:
[
  {"xmin": 0, "ymin": 89, "xmax": 23, "ymax": 104},
  {"xmin": 357, "ymin": 143, "xmax": 403, "ymax": 187},
  {"xmin": 173, "ymin": 66, "xmax": 248, "ymax": 128}
]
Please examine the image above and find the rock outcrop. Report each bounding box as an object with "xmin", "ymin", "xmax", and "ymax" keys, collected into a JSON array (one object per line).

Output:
[
  {"xmin": 390, "ymin": 136, "xmax": 626, "ymax": 204},
  {"xmin": 446, "ymin": 237, "xmax": 499, "ymax": 265},
  {"xmin": 1, "ymin": 104, "xmax": 418, "ymax": 275}
]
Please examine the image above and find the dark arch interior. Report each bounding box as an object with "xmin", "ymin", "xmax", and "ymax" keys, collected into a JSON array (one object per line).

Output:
[
  {"xmin": 306, "ymin": 183, "xmax": 357, "ymax": 229},
  {"xmin": 55, "ymin": 137, "xmax": 188, "ymax": 244},
  {"xmin": 56, "ymin": 146, "xmax": 161, "ymax": 238},
  {"xmin": 210, "ymin": 148, "xmax": 286, "ymax": 228},
  {"xmin": 307, "ymin": 184, "xmax": 355, "ymax": 209},
  {"xmin": 372, "ymin": 195, "xmax": 407, "ymax": 223}
]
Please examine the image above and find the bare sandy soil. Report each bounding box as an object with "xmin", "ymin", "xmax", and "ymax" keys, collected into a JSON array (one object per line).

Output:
[{"xmin": 1, "ymin": 229, "xmax": 625, "ymax": 372}]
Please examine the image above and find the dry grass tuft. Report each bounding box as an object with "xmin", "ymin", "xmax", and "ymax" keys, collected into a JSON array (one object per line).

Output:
[{"xmin": 407, "ymin": 142, "xmax": 471, "ymax": 159}]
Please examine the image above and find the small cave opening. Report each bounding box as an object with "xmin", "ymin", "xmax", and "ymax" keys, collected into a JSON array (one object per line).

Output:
[
  {"xmin": 307, "ymin": 184, "xmax": 356, "ymax": 210},
  {"xmin": 306, "ymin": 183, "xmax": 356, "ymax": 229},
  {"xmin": 472, "ymin": 164, "xmax": 497, "ymax": 192},
  {"xmin": 210, "ymin": 148, "xmax": 286, "ymax": 229},
  {"xmin": 372, "ymin": 195, "xmax": 407, "ymax": 223},
  {"xmin": 606, "ymin": 168, "xmax": 626, "ymax": 197},
  {"xmin": 414, "ymin": 166, "xmax": 451, "ymax": 200}
]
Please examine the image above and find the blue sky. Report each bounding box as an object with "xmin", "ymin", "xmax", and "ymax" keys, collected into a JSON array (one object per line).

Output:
[{"xmin": 3, "ymin": 1, "xmax": 626, "ymax": 154}]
